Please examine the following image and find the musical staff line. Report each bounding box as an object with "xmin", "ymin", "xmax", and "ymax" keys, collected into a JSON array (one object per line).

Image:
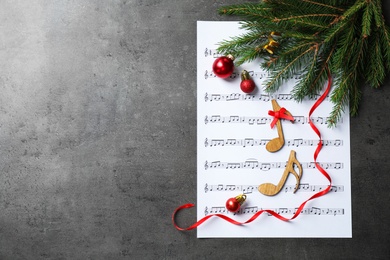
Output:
[
  {"xmin": 204, "ymin": 115, "xmax": 342, "ymax": 125},
  {"xmin": 204, "ymin": 160, "xmax": 343, "ymax": 170},
  {"xmin": 204, "ymin": 183, "xmax": 344, "ymax": 194},
  {"xmin": 204, "ymin": 69, "xmax": 303, "ymax": 80},
  {"xmin": 204, "ymin": 138, "xmax": 343, "ymax": 148},
  {"xmin": 204, "ymin": 92, "xmax": 330, "ymax": 102},
  {"xmin": 204, "ymin": 206, "xmax": 345, "ymax": 216},
  {"xmin": 204, "ymin": 70, "xmax": 239, "ymax": 79}
]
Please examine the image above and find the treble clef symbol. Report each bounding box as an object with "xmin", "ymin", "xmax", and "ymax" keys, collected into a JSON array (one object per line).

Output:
[
  {"xmin": 204, "ymin": 207, "xmax": 209, "ymax": 216},
  {"xmin": 204, "ymin": 138, "xmax": 208, "ymax": 147},
  {"xmin": 204, "ymin": 48, "xmax": 209, "ymax": 57},
  {"xmin": 204, "ymin": 183, "xmax": 208, "ymax": 193},
  {"xmin": 204, "ymin": 161, "xmax": 208, "ymax": 170},
  {"xmin": 204, "ymin": 116, "xmax": 208, "ymax": 124},
  {"xmin": 204, "ymin": 93, "xmax": 208, "ymax": 102},
  {"xmin": 204, "ymin": 70, "xmax": 209, "ymax": 79}
]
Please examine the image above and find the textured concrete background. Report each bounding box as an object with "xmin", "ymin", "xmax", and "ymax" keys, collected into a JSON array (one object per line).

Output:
[{"xmin": 0, "ymin": 0, "xmax": 389, "ymax": 259}]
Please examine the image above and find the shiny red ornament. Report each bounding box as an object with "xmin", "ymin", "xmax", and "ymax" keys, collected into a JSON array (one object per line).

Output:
[
  {"xmin": 240, "ymin": 70, "xmax": 256, "ymax": 93},
  {"xmin": 212, "ymin": 54, "xmax": 235, "ymax": 78},
  {"xmin": 225, "ymin": 194, "xmax": 247, "ymax": 213}
]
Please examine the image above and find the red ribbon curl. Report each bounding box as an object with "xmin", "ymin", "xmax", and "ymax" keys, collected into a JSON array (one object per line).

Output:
[
  {"xmin": 268, "ymin": 107, "xmax": 294, "ymax": 128},
  {"xmin": 173, "ymin": 68, "xmax": 333, "ymax": 231}
]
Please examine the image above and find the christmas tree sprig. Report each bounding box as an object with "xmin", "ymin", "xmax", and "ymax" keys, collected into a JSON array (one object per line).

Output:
[{"xmin": 217, "ymin": 0, "xmax": 390, "ymax": 127}]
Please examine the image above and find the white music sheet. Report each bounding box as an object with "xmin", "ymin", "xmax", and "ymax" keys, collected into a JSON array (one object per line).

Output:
[{"xmin": 197, "ymin": 21, "xmax": 352, "ymax": 238}]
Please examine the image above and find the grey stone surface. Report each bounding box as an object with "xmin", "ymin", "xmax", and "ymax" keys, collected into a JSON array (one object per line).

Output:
[{"xmin": 0, "ymin": 0, "xmax": 389, "ymax": 259}]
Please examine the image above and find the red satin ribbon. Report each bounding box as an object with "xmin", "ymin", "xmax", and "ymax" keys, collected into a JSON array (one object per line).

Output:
[
  {"xmin": 268, "ymin": 107, "xmax": 294, "ymax": 128},
  {"xmin": 173, "ymin": 69, "xmax": 333, "ymax": 231}
]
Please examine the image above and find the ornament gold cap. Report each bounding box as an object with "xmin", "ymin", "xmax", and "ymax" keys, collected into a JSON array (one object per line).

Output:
[
  {"xmin": 226, "ymin": 54, "xmax": 235, "ymax": 61},
  {"xmin": 241, "ymin": 70, "xmax": 251, "ymax": 81},
  {"xmin": 235, "ymin": 194, "xmax": 247, "ymax": 205}
]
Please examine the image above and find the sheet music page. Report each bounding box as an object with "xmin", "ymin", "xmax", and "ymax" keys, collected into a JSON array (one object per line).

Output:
[{"xmin": 197, "ymin": 21, "xmax": 352, "ymax": 238}]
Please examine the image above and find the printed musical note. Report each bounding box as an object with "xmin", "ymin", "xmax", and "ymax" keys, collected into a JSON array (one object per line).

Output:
[
  {"xmin": 225, "ymin": 185, "xmax": 236, "ymax": 191},
  {"xmin": 242, "ymin": 185, "xmax": 255, "ymax": 194},
  {"xmin": 211, "ymin": 94, "xmax": 221, "ymax": 101},
  {"xmin": 310, "ymin": 207, "xmax": 321, "ymax": 215},
  {"xmin": 240, "ymin": 206, "xmax": 259, "ymax": 214},
  {"xmin": 203, "ymin": 48, "xmax": 220, "ymax": 58},
  {"xmin": 330, "ymin": 185, "xmax": 344, "ymax": 192},
  {"xmin": 210, "ymin": 115, "xmax": 223, "ymax": 123},
  {"xmin": 277, "ymin": 94, "xmax": 293, "ymax": 100},
  {"xmin": 209, "ymin": 206, "xmax": 227, "ymax": 214}
]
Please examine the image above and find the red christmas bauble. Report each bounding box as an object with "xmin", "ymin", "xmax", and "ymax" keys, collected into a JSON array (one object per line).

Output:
[
  {"xmin": 240, "ymin": 79, "xmax": 256, "ymax": 93},
  {"xmin": 240, "ymin": 70, "xmax": 256, "ymax": 93},
  {"xmin": 226, "ymin": 198, "xmax": 241, "ymax": 212},
  {"xmin": 212, "ymin": 55, "xmax": 235, "ymax": 78}
]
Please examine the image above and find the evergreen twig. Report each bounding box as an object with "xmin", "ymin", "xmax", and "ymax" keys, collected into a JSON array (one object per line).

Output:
[{"xmin": 217, "ymin": 0, "xmax": 390, "ymax": 127}]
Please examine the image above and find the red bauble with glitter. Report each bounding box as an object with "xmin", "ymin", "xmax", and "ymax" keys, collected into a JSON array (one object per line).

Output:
[
  {"xmin": 212, "ymin": 55, "xmax": 235, "ymax": 78},
  {"xmin": 225, "ymin": 194, "xmax": 247, "ymax": 213},
  {"xmin": 240, "ymin": 70, "xmax": 256, "ymax": 93}
]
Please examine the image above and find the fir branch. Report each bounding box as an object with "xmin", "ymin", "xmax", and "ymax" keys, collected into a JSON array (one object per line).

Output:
[
  {"xmin": 217, "ymin": 0, "xmax": 390, "ymax": 126},
  {"xmin": 273, "ymin": 13, "xmax": 339, "ymax": 23},
  {"xmin": 234, "ymin": 46, "xmax": 264, "ymax": 66},
  {"xmin": 349, "ymin": 77, "xmax": 362, "ymax": 116},
  {"xmin": 291, "ymin": 41, "xmax": 336, "ymax": 101},
  {"xmin": 362, "ymin": 2, "xmax": 373, "ymax": 37},
  {"xmin": 341, "ymin": 0, "xmax": 366, "ymax": 20},
  {"xmin": 239, "ymin": 21, "xmax": 282, "ymax": 35},
  {"xmin": 365, "ymin": 30, "xmax": 385, "ymax": 87},
  {"xmin": 371, "ymin": 0, "xmax": 383, "ymax": 28},
  {"xmin": 218, "ymin": 4, "xmax": 271, "ymax": 19},
  {"xmin": 328, "ymin": 36, "xmax": 366, "ymax": 125},
  {"xmin": 274, "ymin": 16, "xmax": 332, "ymax": 30},
  {"xmin": 310, "ymin": 43, "xmax": 337, "ymax": 92},
  {"xmin": 276, "ymin": 40, "xmax": 315, "ymax": 56},
  {"xmin": 217, "ymin": 31, "xmax": 266, "ymax": 53},
  {"xmin": 282, "ymin": 31, "xmax": 317, "ymax": 41},
  {"xmin": 301, "ymin": 0, "xmax": 345, "ymax": 12},
  {"xmin": 265, "ymin": 44, "xmax": 317, "ymax": 92},
  {"xmin": 330, "ymin": 22, "xmax": 356, "ymax": 71},
  {"xmin": 324, "ymin": 16, "xmax": 351, "ymax": 43},
  {"xmin": 291, "ymin": 43, "xmax": 321, "ymax": 100},
  {"xmin": 328, "ymin": 74, "xmax": 351, "ymax": 127},
  {"xmin": 379, "ymin": 22, "xmax": 390, "ymax": 70},
  {"xmin": 216, "ymin": 31, "xmax": 270, "ymax": 66}
]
